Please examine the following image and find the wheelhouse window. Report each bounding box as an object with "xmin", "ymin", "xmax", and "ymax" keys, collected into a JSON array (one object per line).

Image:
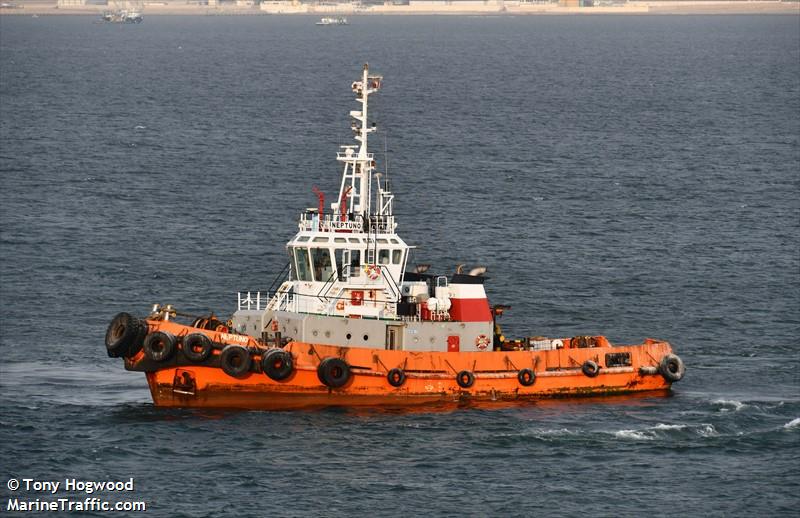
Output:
[
  {"xmin": 392, "ymin": 249, "xmax": 403, "ymax": 264},
  {"xmin": 378, "ymin": 249, "xmax": 390, "ymax": 265},
  {"xmin": 311, "ymin": 248, "xmax": 333, "ymax": 282},
  {"xmin": 294, "ymin": 247, "xmax": 312, "ymax": 281}
]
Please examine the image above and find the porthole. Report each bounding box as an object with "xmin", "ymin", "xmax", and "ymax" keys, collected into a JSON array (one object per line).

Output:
[
  {"xmin": 312, "ymin": 330, "xmax": 318, "ymax": 337},
  {"xmin": 363, "ymin": 334, "xmax": 369, "ymax": 341},
  {"xmin": 346, "ymin": 333, "xmax": 352, "ymax": 340},
  {"xmin": 325, "ymin": 331, "xmax": 331, "ymax": 338}
]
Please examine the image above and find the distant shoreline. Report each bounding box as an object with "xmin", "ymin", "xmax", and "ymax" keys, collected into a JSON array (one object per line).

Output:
[{"xmin": 2, "ymin": 0, "xmax": 798, "ymax": 16}]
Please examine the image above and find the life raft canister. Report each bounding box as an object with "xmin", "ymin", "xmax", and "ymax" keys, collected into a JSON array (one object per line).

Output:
[
  {"xmin": 143, "ymin": 331, "xmax": 177, "ymax": 362},
  {"xmin": 220, "ymin": 345, "xmax": 252, "ymax": 378},
  {"xmin": 317, "ymin": 357, "xmax": 351, "ymax": 388},
  {"xmin": 387, "ymin": 368, "xmax": 406, "ymax": 388},
  {"xmin": 582, "ymin": 360, "xmax": 601, "ymax": 378},
  {"xmin": 518, "ymin": 368, "xmax": 536, "ymax": 386},
  {"xmin": 261, "ymin": 349, "xmax": 294, "ymax": 381},
  {"xmin": 105, "ymin": 312, "xmax": 146, "ymax": 358},
  {"xmin": 659, "ymin": 353, "xmax": 686, "ymax": 382},
  {"xmin": 456, "ymin": 370, "xmax": 475, "ymax": 389},
  {"xmin": 182, "ymin": 333, "xmax": 213, "ymax": 363}
]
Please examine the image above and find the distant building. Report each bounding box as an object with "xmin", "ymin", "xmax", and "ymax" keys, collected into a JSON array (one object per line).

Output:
[{"xmin": 57, "ymin": 0, "xmax": 87, "ymax": 5}]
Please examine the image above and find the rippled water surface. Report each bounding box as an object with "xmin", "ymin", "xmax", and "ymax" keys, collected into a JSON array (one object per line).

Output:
[{"xmin": 1, "ymin": 14, "xmax": 798, "ymax": 516}]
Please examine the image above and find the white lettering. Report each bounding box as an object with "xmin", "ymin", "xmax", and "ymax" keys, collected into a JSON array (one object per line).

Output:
[
  {"xmin": 20, "ymin": 479, "xmax": 60, "ymax": 493},
  {"xmin": 64, "ymin": 478, "xmax": 135, "ymax": 494},
  {"xmin": 220, "ymin": 333, "xmax": 249, "ymax": 344},
  {"xmin": 6, "ymin": 499, "xmax": 59, "ymax": 511}
]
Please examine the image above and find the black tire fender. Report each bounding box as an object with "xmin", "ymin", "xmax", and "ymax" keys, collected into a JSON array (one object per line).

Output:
[
  {"xmin": 456, "ymin": 370, "xmax": 475, "ymax": 389},
  {"xmin": 182, "ymin": 333, "xmax": 213, "ymax": 363},
  {"xmin": 387, "ymin": 368, "xmax": 406, "ymax": 388},
  {"xmin": 220, "ymin": 345, "xmax": 252, "ymax": 378},
  {"xmin": 317, "ymin": 357, "xmax": 351, "ymax": 388},
  {"xmin": 659, "ymin": 353, "xmax": 686, "ymax": 382},
  {"xmin": 261, "ymin": 349, "xmax": 294, "ymax": 381},
  {"xmin": 105, "ymin": 312, "xmax": 145, "ymax": 358},
  {"xmin": 143, "ymin": 331, "xmax": 176, "ymax": 362},
  {"xmin": 582, "ymin": 360, "xmax": 601, "ymax": 378},
  {"xmin": 518, "ymin": 368, "xmax": 536, "ymax": 386}
]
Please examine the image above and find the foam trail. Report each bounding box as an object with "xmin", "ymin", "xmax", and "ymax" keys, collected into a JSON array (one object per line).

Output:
[
  {"xmin": 614, "ymin": 429, "xmax": 654, "ymax": 441},
  {"xmin": 783, "ymin": 418, "xmax": 800, "ymax": 430},
  {"xmin": 713, "ymin": 399, "xmax": 747, "ymax": 412}
]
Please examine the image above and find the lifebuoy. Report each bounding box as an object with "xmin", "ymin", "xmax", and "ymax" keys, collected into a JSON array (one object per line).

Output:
[
  {"xmin": 182, "ymin": 333, "xmax": 212, "ymax": 363},
  {"xmin": 475, "ymin": 334, "xmax": 491, "ymax": 350},
  {"xmin": 105, "ymin": 312, "xmax": 146, "ymax": 358},
  {"xmin": 364, "ymin": 264, "xmax": 380, "ymax": 280},
  {"xmin": 317, "ymin": 357, "xmax": 351, "ymax": 388},
  {"xmin": 261, "ymin": 349, "xmax": 294, "ymax": 381},
  {"xmin": 582, "ymin": 360, "xmax": 601, "ymax": 378},
  {"xmin": 335, "ymin": 300, "xmax": 345, "ymax": 311},
  {"xmin": 659, "ymin": 353, "xmax": 685, "ymax": 382},
  {"xmin": 220, "ymin": 345, "xmax": 252, "ymax": 378},
  {"xmin": 518, "ymin": 368, "xmax": 536, "ymax": 386},
  {"xmin": 456, "ymin": 370, "xmax": 475, "ymax": 388},
  {"xmin": 143, "ymin": 331, "xmax": 177, "ymax": 362},
  {"xmin": 387, "ymin": 368, "xmax": 406, "ymax": 387}
]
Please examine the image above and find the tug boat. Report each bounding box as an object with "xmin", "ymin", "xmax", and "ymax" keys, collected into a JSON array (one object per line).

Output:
[{"xmin": 104, "ymin": 64, "xmax": 685, "ymax": 410}]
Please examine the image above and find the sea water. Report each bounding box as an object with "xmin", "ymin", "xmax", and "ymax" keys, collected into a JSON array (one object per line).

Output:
[{"xmin": 0, "ymin": 14, "xmax": 798, "ymax": 516}]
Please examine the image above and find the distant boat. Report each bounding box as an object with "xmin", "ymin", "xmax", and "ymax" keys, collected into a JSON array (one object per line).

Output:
[
  {"xmin": 316, "ymin": 16, "xmax": 347, "ymax": 26},
  {"xmin": 101, "ymin": 10, "xmax": 143, "ymax": 23}
]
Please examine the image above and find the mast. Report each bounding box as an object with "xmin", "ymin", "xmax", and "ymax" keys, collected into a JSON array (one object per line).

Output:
[{"xmin": 333, "ymin": 64, "xmax": 393, "ymax": 230}]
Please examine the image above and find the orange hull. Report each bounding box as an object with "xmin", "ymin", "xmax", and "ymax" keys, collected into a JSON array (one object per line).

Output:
[{"xmin": 116, "ymin": 319, "xmax": 679, "ymax": 410}]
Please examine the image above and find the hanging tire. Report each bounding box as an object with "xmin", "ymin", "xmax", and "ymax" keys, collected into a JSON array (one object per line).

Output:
[
  {"xmin": 220, "ymin": 345, "xmax": 252, "ymax": 378},
  {"xmin": 261, "ymin": 349, "xmax": 294, "ymax": 381},
  {"xmin": 317, "ymin": 357, "xmax": 351, "ymax": 388},
  {"xmin": 518, "ymin": 368, "xmax": 536, "ymax": 386},
  {"xmin": 182, "ymin": 333, "xmax": 213, "ymax": 363},
  {"xmin": 387, "ymin": 368, "xmax": 406, "ymax": 388},
  {"xmin": 143, "ymin": 331, "xmax": 176, "ymax": 362},
  {"xmin": 105, "ymin": 312, "xmax": 145, "ymax": 358},
  {"xmin": 659, "ymin": 353, "xmax": 685, "ymax": 382},
  {"xmin": 582, "ymin": 360, "xmax": 600, "ymax": 378},
  {"xmin": 456, "ymin": 370, "xmax": 475, "ymax": 388}
]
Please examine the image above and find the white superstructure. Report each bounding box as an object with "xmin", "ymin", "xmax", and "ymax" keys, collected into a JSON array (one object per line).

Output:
[{"xmin": 233, "ymin": 65, "xmax": 495, "ymax": 353}]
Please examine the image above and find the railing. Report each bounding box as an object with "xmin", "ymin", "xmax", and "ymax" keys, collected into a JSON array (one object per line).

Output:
[
  {"xmin": 266, "ymin": 281, "xmax": 295, "ymax": 312},
  {"xmin": 237, "ymin": 281, "xmax": 296, "ymax": 312},
  {"xmin": 237, "ymin": 291, "xmax": 266, "ymax": 311},
  {"xmin": 266, "ymin": 262, "xmax": 291, "ymax": 295},
  {"xmin": 381, "ymin": 266, "xmax": 401, "ymax": 302},
  {"xmin": 323, "ymin": 285, "xmax": 346, "ymax": 315},
  {"xmin": 299, "ymin": 214, "xmax": 365, "ymax": 232},
  {"xmin": 336, "ymin": 151, "xmax": 374, "ymax": 162},
  {"xmin": 316, "ymin": 271, "xmax": 338, "ymax": 303},
  {"xmin": 297, "ymin": 212, "xmax": 396, "ymax": 234}
]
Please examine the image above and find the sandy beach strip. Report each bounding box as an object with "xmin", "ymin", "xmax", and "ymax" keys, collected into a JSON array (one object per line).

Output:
[{"xmin": 1, "ymin": 0, "xmax": 798, "ymax": 16}]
